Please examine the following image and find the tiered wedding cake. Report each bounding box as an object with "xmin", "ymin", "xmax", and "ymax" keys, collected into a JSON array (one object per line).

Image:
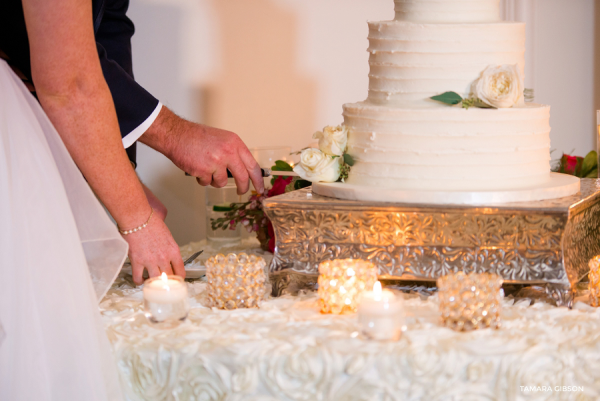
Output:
[{"xmin": 313, "ymin": 0, "xmax": 580, "ymax": 204}]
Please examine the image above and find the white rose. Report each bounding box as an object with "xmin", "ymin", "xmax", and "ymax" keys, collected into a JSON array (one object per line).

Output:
[
  {"xmin": 293, "ymin": 148, "xmax": 341, "ymax": 183},
  {"xmin": 313, "ymin": 125, "xmax": 348, "ymax": 156},
  {"xmin": 474, "ymin": 64, "xmax": 524, "ymax": 108}
]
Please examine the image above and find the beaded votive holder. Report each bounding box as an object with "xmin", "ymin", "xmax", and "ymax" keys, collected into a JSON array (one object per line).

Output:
[
  {"xmin": 437, "ymin": 272, "xmax": 503, "ymax": 331},
  {"xmin": 589, "ymin": 256, "xmax": 600, "ymax": 307},
  {"xmin": 318, "ymin": 259, "xmax": 378, "ymax": 314},
  {"xmin": 205, "ymin": 253, "xmax": 267, "ymax": 310}
]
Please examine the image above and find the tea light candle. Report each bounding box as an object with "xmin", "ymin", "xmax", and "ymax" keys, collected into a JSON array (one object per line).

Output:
[
  {"xmin": 358, "ymin": 282, "xmax": 403, "ymax": 341},
  {"xmin": 589, "ymin": 256, "xmax": 600, "ymax": 307},
  {"xmin": 318, "ymin": 259, "xmax": 378, "ymax": 314},
  {"xmin": 143, "ymin": 273, "xmax": 189, "ymax": 325}
]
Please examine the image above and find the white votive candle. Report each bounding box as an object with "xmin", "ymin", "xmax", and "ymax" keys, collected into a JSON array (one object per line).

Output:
[
  {"xmin": 143, "ymin": 273, "xmax": 189, "ymax": 325},
  {"xmin": 358, "ymin": 282, "xmax": 403, "ymax": 341}
]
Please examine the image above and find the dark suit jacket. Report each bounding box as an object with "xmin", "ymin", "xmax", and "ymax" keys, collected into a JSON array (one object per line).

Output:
[{"xmin": 0, "ymin": 0, "xmax": 159, "ymax": 166}]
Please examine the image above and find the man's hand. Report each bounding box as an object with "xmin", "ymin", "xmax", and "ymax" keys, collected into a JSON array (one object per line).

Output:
[{"xmin": 140, "ymin": 107, "xmax": 264, "ymax": 195}]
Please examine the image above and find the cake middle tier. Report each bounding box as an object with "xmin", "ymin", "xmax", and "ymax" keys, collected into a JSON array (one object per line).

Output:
[
  {"xmin": 344, "ymin": 102, "xmax": 551, "ymax": 191},
  {"xmin": 367, "ymin": 20, "xmax": 525, "ymax": 107}
]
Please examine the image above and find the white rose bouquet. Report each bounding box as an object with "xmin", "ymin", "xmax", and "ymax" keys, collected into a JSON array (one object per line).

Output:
[
  {"xmin": 429, "ymin": 64, "xmax": 528, "ymax": 109},
  {"xmin": 293, "ymin": 124, "xmax": 354, "ymax": 183}
]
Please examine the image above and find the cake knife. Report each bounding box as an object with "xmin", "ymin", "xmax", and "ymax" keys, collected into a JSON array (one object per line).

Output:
[{"xmin": 185, "ymin": 168, "xmax": 299, "ymax": 178}]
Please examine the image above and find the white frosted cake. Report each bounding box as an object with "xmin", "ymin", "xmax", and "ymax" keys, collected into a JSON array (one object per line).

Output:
[{"xmin": 342, "ymin": 0, "xmax": 552, "ymax": 192}]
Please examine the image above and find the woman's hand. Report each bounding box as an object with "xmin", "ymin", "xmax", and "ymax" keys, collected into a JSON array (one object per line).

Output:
[{"xmin": 123, "ymin": 212, "xmax": 185, "ymax": 285}]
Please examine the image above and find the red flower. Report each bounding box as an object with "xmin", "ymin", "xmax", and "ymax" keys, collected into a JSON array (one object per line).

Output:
[
  {"xmin": 564, "ymin": 155, "xmax": 579, "ymax": 175},
  {"xmin": 267, "ymin": 176, "xmax": 293, "ymax": 197}
]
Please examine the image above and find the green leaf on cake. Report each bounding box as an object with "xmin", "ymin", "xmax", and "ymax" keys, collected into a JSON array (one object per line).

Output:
[
  {"xmin": 272, "ymin": 160, "xmax": 293, "ymax": 171},
  {"xmin": 581, "ymin": 151, "xmax": 598, "ymax": 177},
  {"xmin": 430, "ymin": 91, "xmax": 463, "ymax": 106},
  {"xmin": 343, "ymin": 153, "xmax": 355, "ymax": 166},
  {"xmin": 293, "ymin": 179, "xmax": 312, "ymax": 190},
  {"xmin": 271, "ymin": 159, "xmax": 293, "ymax": 184}
]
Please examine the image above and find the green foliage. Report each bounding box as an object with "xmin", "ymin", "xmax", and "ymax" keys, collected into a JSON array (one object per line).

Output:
[
  {"xmin": 212, "ymin": 204, "xmax": 234, "ymax": 212},
  {"xmin": 581, "ymin": 151, "xmax": 597, "ymax": 178},
  {"xmin": 272, "ymin": 160, "xmax": 293, "ymax": 171},
  {"xmin": 430, "ymin": 91, "xmax": 463, "ymax": 105},
  {"xmin": 343, "ymin": 153, "xmax": 355, "ymax": 167},
  {"xmin": 294, "ymin": 179, "xmax": 312, "ymax": 190},
  {"xmin": 270, "ymin": 160, "xmax": 293, "ymax": 185}
]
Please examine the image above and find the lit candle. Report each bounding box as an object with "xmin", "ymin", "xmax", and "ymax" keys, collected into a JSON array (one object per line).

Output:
[
  {"xmin": 143, "ymin": 273, "xmax": 189, "ymax": 325},
  {"xmin": 357, "ymin": 281, "xmax": 403, "ymax": 341}
]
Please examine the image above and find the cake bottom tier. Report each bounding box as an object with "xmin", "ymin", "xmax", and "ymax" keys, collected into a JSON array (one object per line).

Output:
[{"xmin": 344, "ymin": 102, "xmax": 551, "ymax": 191}]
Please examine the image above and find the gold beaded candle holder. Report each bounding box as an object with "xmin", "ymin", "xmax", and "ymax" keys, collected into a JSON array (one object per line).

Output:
[
  {"xmin": 205, "ymin": 253, "xmax": 267, "ymax": 310},
  {"xmin": 437, "ymin": 272, "xmax": 503, "ymax": 331},
  {"xmin": 318, "ymin": 259, "xmax": 378, "ymax": 314},
  {"xmin": 589, "ymin": 256, "xmax": 600, "ymax": 307}
]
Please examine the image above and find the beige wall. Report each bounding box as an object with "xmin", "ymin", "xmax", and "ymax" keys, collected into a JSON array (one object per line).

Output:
[{"xmin": 128, "ymin": 0, "xmax": 599, "ymax": 245}]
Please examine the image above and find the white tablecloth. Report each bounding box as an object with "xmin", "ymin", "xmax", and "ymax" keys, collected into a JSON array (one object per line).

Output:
[{"xmin": 102, "ymin": 262, "xmax": 600, "ymax": 401}]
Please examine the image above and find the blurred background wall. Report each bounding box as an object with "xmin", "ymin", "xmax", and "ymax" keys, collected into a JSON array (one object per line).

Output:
[{"xmin": 128, "ymin": 0, "xmax": 598, "ymax": 245}]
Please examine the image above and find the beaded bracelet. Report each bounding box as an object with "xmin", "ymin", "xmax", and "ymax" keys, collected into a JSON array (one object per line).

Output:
[{"xmin": 118, "ymin": 208, "xmax": 154, "ymax": 235}]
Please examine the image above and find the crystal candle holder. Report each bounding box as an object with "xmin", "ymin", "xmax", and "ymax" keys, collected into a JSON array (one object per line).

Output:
[
  {"xmin": 437, "ymin": 272, "xmax": 503, "ymax": 331},
  {"xmin": 205, "ymin": 253, "xmax": 267, "ymax": 310},
  {"xmin": 143, "ymin": 273, "xmax": 189, "ymax": 328},
  {"xmin": 589, "ymin": 256, "xmax": 600, "ymax": 307},
  {"xmin": 318, "ymin": 259, "xmax": 378, "ymax": 314}
]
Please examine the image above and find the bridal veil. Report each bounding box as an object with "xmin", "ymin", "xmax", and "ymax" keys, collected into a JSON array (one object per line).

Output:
[{"xmin": 0, "ymin": 60, "xmax": 127, "ymax": 400}]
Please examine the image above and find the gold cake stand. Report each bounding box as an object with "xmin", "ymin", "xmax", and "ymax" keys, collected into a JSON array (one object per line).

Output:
[{"xmin": 263, "ymin": 179, "xmax": 600, "ymax": 306}]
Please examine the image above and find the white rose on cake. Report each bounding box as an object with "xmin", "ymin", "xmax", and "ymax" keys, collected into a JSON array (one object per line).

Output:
[
  {"xmin": 475, "ymin": 64, "xmax": 524, "ymax": 108},
  {"xmin": 293, "ymin": 148, "xmax": 341, "ymax": 183},
  {"xmin": 313, "ymin": 125, "xmax": 348, "ymax": 156}
]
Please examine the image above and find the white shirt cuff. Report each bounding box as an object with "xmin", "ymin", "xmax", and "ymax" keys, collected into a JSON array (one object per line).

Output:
[{"xmin": 122, "ymin": 102, "xmax": 163, "ymax": 149}]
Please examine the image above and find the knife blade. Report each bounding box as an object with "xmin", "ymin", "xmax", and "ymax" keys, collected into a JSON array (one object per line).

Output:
[{"xmin": 185, "ymin": 168, "xmax": 299, "ymax": 178}]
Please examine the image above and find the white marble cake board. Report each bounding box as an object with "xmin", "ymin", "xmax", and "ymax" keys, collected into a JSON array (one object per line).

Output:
[{"xmin": 312, "ymin": 173, "xmax": 581, "ymax": 205}]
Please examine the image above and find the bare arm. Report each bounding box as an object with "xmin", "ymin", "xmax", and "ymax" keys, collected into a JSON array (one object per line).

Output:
[{"xmin": 22, "ymin": 0, "xmax": 184, "ymax": 284}]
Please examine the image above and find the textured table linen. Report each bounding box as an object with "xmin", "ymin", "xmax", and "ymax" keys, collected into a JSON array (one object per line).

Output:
[{"xmin": 102, "ymin": 273, "xmax": 600, "ymax": 401}]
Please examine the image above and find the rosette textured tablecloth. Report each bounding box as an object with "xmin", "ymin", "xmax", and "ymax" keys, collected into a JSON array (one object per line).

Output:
[{"xmin": 102, "ymin": 274, "xmax": 600, "ymax": 400}]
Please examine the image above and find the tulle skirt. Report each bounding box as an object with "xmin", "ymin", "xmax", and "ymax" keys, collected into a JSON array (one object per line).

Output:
[{"xmin": 0, "ymin": 60, "xmax": 127, "ymax": 400}]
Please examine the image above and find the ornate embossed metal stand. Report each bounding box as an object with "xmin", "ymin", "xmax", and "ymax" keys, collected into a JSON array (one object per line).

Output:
[{"xmin": 263, "ymin": 179, "xmax": 600, "ymax": 306}]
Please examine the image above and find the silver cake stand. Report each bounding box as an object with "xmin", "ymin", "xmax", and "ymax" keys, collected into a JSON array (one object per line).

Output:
[{"xmin": 263, "ymin": 178, "xmax": 600, "ymax": 306}]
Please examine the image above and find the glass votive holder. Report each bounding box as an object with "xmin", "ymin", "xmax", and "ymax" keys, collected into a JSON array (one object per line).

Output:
[
  {"xmin": 437, "ymin": 272, "xmax": 503, "ymax": 331},
  {"xmin": 143, "ymin": 273, "xmax": 189, "ymax": 328},
  {"xmin": 358, "ymin": 282, "xmax": 404, "ymax": 341},
  {"xmin": 589, "ymin": 256, "xmax": 600, "ymax": 307},
  {"xmin": 205, "ymin": 253, "xmax": 267, "ymax": 310},
  {"xmin": 318, "ymin": 259, "xmax": 378, "ymax": 314}
]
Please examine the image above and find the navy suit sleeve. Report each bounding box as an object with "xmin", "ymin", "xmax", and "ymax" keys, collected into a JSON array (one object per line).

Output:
[{"xmin": 95, "ymin": 0, "xmax": 159, "ymax": 166}]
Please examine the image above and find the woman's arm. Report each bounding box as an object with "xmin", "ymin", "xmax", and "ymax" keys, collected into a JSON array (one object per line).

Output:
[{"xmin": 22, "ymin": 0, "xmax": 184, "ymax": 284}]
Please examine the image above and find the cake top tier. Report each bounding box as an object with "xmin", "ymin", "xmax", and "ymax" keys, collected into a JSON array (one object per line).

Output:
[{"xmin": 394, "ymin": 0, "xmax": 501, "ymax": 23}]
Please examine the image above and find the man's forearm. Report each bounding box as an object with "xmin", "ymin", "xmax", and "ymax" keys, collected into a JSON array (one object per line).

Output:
[{"xmin": 138, "ymin": 106, "xmax": 186, "ymax": 160}]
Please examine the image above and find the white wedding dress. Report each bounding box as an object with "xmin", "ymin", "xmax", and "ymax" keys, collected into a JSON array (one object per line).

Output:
[{"xmin": 0, "ymin": 60, "xmax": 128, "ymax": 400}]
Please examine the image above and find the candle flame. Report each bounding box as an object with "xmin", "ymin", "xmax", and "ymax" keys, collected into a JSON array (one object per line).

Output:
[
  {"xmin": 373, "ymin": 281, "xmax": 382, "ymax": 301},
  {"xmin": 161, "ymin": 272, "xmax": 168, "ymax": 282}
]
